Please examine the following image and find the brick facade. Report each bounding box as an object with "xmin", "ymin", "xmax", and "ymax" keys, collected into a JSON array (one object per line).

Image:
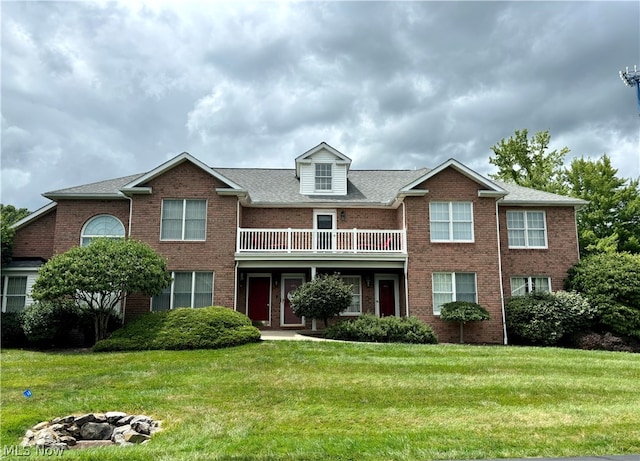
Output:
[{"xmin": 10, "ymin": 154, "xmax": 583, "ymax": 344}]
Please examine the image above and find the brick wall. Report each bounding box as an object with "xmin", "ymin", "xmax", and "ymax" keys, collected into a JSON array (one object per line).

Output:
[
  {"xmin": 241, "ymin": 207, "xmax": 399, "ymax": 230},
  {"xmin": 404, "ymin": 167, "xmax": 504, "ymax": 344},
  {"xmin": 52, "ymin": 200, "xmax": 130, "ymax": 255},
  {"xmin": 499, "ymin": 206, "xmax": 580, "ymax": 296},
  {"xmin": 12, "ymin": 207, "xmax": 57, "ymax": 260},
  {"xmin": 129, "ymin": 161, "xmax": 238, "ymax": 311}
]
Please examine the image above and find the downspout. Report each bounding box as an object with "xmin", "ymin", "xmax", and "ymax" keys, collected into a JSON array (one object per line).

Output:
[
  {"xmin": 122, "ymin": 193, "xmax": 134, "ymax": 324},
  {"xmin": 402, "ymin": 201, "xmax": 410, "ymax": 317},
  {"xmin": 495, "ymin": 199, "xmax": 508, "ymax": 345},
  {"xmin": 233, "ymin": 261, "xmax": 239, "ymax": 311},
  {"xmin": 574, "ymin": 206, "xmax": 582, "ymax": 261}
]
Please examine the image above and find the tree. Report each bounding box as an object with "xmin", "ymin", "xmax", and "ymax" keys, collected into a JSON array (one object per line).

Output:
[
  {"xmin": 489, "ymin": 129, "xmax": 569, "ymax": 194},
  {"xmin": 565, "ymin": 155, "xmax": 640, "ymax": 255},
  {"xmin": 288, "ymin": 274, "xmax": 353, "ymax": 328},
  {"xmin": 31, "ymin": 238, "xmax": 172, "ymax": 343},
  {"xmin": 1, "ymin": 204, "xmax": 30, "ymax": 265},
  {"xmin": 440, "ymin": 301, "xmax": 490, "ymax": 344}
]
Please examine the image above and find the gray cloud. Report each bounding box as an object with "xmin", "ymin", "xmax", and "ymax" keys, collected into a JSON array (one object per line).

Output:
[{"xmin": 2, "ymin": 1, "xmax": 638, "ymax": 212}]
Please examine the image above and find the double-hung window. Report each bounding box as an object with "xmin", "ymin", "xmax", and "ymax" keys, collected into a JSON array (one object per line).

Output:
[
  {"xmin": 506, "ymin": 211, "xmax": 547, "ymax": 248},
  {"xmin": 432, "ymin": 272, "xmax": 477, "ymax": 315},
  {"xmin": 510, "ymin": 276, "xmax": 551, "ymax": 296},
  {"xmin": 161, "ymin": 199, "xmax": 206, "ymax": 241},
  {"xmin": 315, "ymin": 163, "xmax": 332, "ymax": 191},
  {"xmin": 430, "ymin": 202, "xmax": 473, "ymax": 242},
  {"xmin": 1, "ymin": 276, "xmax": 28, "ymax": 312},
  {"xmin": 152, "ymin": 271, "xmax": 214, "ymax": 311},
  {"xmin": 339, "ymin": 276, "xmax": 362, "ymax": 315}
]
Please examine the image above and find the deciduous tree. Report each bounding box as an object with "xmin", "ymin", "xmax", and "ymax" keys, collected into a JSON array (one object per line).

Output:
[
  {"xmin": 1, "ymin": 204, "xmax": 30, "ymax": 265},
  {"xmin": 32, "ymin": 238, "xmax": 172, "ymax": 342}
]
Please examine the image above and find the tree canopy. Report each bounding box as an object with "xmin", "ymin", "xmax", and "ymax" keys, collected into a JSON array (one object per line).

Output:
[
  {"xmin": 1, "ymin": 204, "xmax": 30, "ymax": 265},
  {"xmin": 490, "ymin": 129, "xmax": 640, "ymax": 255},
  {"xmin": 32, "ymin": 238, "xmax": 172, "ymax": 342},
  {"xmin": 289, "ymin": 273, "xmax": 353, "ymax": 328}
]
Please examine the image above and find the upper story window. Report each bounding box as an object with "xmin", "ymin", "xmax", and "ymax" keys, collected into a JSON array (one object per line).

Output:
[
  {"xmin": 430, "ymin": 202, "xmax": 474, "ymax": 242},
  {"xmin": 506, "ymin": 211, "xmax": 547, "ymax": 248},
  {"xmin": 152, "ymin": 271, "xmax": 214, "ymax": 311},
  {"xmin": 511, "ymin": 276, "xmax": 551, "ymax": 296},
  {"xmin": 1, "ymin": 276, "xmax": 28, "ymax": 312},
  {"xmin": 81, "ymin": 215, "xmax": 125, "ymax": 246},
  {"xmin": 339, "ymin": 275, "xmax": 362, "ymax": 315},
  {"xmin": 432, "ymin": 272, "xmax": 477, "ymax": 315},
  {"xmin": 161, "ymin": 199, "xmax": 206, "ymax": 241},
  {"xmin": 315, "ymin": 163, "xmax": 332, "ymax": 191}
]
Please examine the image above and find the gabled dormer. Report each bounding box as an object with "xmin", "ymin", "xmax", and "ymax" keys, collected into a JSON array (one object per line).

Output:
[{"xmin": 295, "ymin": 142, "xmax": 352, "ymax": 196}]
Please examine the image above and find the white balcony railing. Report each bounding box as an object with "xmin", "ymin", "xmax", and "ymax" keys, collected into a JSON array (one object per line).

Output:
[{"xmin": 237, "ymin": 228, "xmax": 406, "ymax": 254}]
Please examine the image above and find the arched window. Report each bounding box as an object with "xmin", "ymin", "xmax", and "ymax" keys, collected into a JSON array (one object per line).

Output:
[{"xmin": 81, "ymin": 215, "xmax": 125, "ymax": 246}]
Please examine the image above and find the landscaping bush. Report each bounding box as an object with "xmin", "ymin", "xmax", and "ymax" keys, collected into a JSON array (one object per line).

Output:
[
  {"xmin": 289, "ymin": 274, "xmax": 353, "ymax": 328},
  {"xmin": 94, "ymin": 306, "xmax": 261, "ymax": 352},
  {"xmin": 440, "ymin": 301, "xmax": 490, "ymax": 344},
  {"xmin": 565, "ymin": 252, "xmax": 640, "ymax": 339},
  {"xmin": 0, "ymin": 311, "xmax": 28, "ymax": 347},
  {"xmin": 505, "ymin": 291, "xmax": 595, "ymax": 347},
  {"xmin": 325, "ymin": 314, "xmax": 438, "ymax": 344},
  {"xmin": 21, "ymin": 300, "xmax": 82, "ymax": 347}
]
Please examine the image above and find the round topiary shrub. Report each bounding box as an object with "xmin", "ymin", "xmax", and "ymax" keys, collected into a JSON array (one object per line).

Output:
[
  {"xmin": 505, "ymin": 291, "xmax": 595, "ymax": 347},
  {"xmin": 94, "ymin": 306, "xmax": 261, "ymax": 352},
  {"xmin": 325, "ymin": 314, "xmax": 438, "ymax": 344},
  {"xmin": 440, "ymin": 301, "xmax": 490, "ymax": 344}
]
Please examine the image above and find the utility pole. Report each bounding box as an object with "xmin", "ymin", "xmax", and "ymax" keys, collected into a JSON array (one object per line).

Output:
[{"xmin": 619, "ymin": 65, "xmax": 640, "ymax": 116}]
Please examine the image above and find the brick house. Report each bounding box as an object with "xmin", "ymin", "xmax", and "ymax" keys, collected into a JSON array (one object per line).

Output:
[{"xmin": 4, "ymin": 142, "xmax": 586, "ymax": 343}]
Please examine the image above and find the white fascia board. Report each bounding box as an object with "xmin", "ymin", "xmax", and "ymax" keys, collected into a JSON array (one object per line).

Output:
[
  {"xmin": 498, "ymin": 199, "xmax": 588, "ymax": 207},
  {"xmin": 478, "ymin": 190, "xmax": 508, "ymax": 198},
  {"xmin": 121, "ymin": 152, "xmax": 244, "ymax": 191},
  {"xmin": 401, "ymin": 159, "xmax": 505, "ymax": 194},
  {"xmin": 295, "ymin": 142, "xmax": 353, "ymax": 177},
  {"xmin": 10, "ymin": 202, "xmax": 57, "ymax": 230}
]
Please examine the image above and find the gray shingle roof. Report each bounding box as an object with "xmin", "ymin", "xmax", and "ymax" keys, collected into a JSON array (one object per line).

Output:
[
  {"xmin": 43, "ymin": 164, "xmax": 586, "ymax": 207},
  {"xmin": 215, "ymin": 168, "xmax": 430, "ymax": 205}
]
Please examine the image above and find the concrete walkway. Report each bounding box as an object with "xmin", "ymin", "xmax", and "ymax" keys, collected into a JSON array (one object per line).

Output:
[{"xmin": 259, "ymin": 330, "xmax": 326, "ymax": 341}]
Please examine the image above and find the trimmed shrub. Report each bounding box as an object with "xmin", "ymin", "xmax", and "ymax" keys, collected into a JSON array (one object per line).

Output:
[
  {"xmin": 21, "ymin": 300, "xmax": 81, "ymax": 347},
  {"xmin": 289, "ymin": 274, "xmax": 353, "ymax": 328},
  {"xmin": 325, "ymin": 314, "xmax": 438, "ymax": 344},
  {"xmin": 565, "ymin": 252, "xmax": 640, "ymax": 339},
  {"xmin": 440, "ymin": 301, "xmax": 490, "ymax": 344},
  {"xmin": 505, "ymin": 291, "xmax": 595, "ymax": 347},
  {"xmin": 94, "ymin": 306, "xmax": 261, "ymax": 352},
  {"xmin": 0, "ymin": 312, "xmax": 28, "ymax": 347}
]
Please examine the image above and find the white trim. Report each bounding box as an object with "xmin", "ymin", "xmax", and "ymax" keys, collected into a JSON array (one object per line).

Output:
[
  {"xmin": 495, "ymin": 199, "xmax": 508, "ymax": 345},
  {"xmin": 80, "ymin": 214, "xmax": 126, "ymax": 246},
  {"xmin": 400, "ymin": 158, "xmax": 507, "ymax": 195},
  {"xmin": 313, "ymin": 209, "xmax": 337, "ymax": 251},
  {"xmin": 432, "ymin": 272, "xmax": 478, "ymax": 315},
  {"xmin": 429, "ymin": 201, "xmax": 474, "ymax": 243},
  {"xmin": 1, "ymin": 271, "xmax": 37, "ymax": 312},
  {"xmin": 10, "ymin": 202, "xmax": 57, "ymax": 230},
  {"xmin": 150, "ymin": 271, "xmax": 214, "ymax": 311},
  {"xmin": 295, "ymin": 142, "xmax": 352, "ymax": 178},
  {"xmin": 338, "ymin": 275, "xmax": 362, "ymax": 316},
  {"xmin": 506, "ymin": 210, "xmax": 548, "ymax": 249},
  {"xmin": 374, "ymin": 274, "xmax": 400, "ymax": 317},
  {"xmin": 160, "ymin": 199, "xmax": 208, "ymax": 241},
  {"xmin": 509, "ymin": 276, "xmax": 552, "ymax": 296},
  {"xmin": 121, "ymin": 152, "xmax": 244, "ymax": 191}
]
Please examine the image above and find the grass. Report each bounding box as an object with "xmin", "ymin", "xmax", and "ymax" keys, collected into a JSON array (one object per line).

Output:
[{"xmin": 1, "ymin": 341, "xmax": 639, "ymax": 460}]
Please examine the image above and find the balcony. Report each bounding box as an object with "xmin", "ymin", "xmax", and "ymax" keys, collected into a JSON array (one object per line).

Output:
[{"xmin": 237, "ymin": 228, "xmax": 406, "ymax": 254}]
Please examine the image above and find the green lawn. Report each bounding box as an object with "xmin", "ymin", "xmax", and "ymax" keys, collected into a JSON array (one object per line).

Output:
[{"xmin": 1, "ymin": 341, "xmax": 639, "ymax": 460}]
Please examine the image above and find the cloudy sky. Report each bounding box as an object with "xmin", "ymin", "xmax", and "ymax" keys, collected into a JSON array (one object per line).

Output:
[{"xmin": 2, "ymin": 1, "xmax": 639, "ymax": 212}]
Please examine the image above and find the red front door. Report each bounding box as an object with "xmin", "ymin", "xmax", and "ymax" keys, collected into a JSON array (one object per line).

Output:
[
  {"xmin": 379, "ymin": 279, "xmax": 396, "ymax": 317},
  {"xmin": 248, "ymin": 276, "xmax": 270, "ymax": 322},
  {"xmin": 282, "ymin": 276, "xmax": 304, "ymax": 326}
]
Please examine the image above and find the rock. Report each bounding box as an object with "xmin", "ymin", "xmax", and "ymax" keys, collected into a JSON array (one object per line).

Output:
[
  {"xmin": 71, "ymin": 440, "xmax": 115, "ymax": 450},
  {"xmin": 74, "ymin": 414, "xmax": 96, "ymax": 426},
  {"xmin": 59, "ymin": 435, "xmax": 77, "ymax": 446},
  {"xmin": 105, "ymin": 411, "xmax": 127, "ymax": 423},
  {"xmin": 92, "ymin": 413, "xmax": 107, "ymax": 423},
  {"xmin": 124, "ymin": 431, "xmax": 150, "ymax": 444},
  {"xmin": 131, "ymin": 421, "xmax": 151, "ymax": 435},
  {"xmin": 115, "ymin": 415, "xmax": 135, "ymax": 425},
  {"xmin": 32, "ymin": 421, "xmax": 50, "ymax": 431},
  {"xmin": 66, "ymin": 424, "xmax": 81, "ymax": 437},
  {"xmin": 52, "ymin": 415, "xmax": 75, "ymax": 424},
  {"xmin": 130, "ymin": 415, "xmax": 152, "ymax": 425},
  {"xmin": 80, "ymin": 422, "xmax": 113, "ymax": 440}
]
